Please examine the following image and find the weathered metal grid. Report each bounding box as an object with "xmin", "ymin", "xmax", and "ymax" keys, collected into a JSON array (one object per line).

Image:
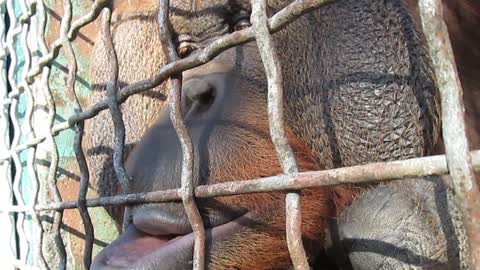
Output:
[{"xmin": 0, "ymin": 0, "xmax": 478, "ymax": 269}]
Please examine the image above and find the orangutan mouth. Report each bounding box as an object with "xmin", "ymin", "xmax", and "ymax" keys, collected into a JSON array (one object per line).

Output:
[{"xmin": 91, "ymin": 211, "xmax": 256, "ymax": 270}]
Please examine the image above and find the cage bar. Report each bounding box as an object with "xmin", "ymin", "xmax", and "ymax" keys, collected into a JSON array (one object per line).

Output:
[
  {"xmin": 0, "ymin": 150, "xmax": 470, "ymax": 213},
  {"xmin": 26, "ymin": 0, "xmax": 109, "ymax": 82},
  {"xmin": 0, "ymin": 0, "xmax": 478, "ymax": 269},
  {"xmin": 100, "ymin": 6, "xmax": 133, "ymax": 231},
  {"xmin": 419, "ymin": 0, "xmax": 480, "ymax": 267},
  {"xmin": 0, "ymin": 1, "xmax": 16, "ymax": 268},
  {"xmin": 250, "ymin": 0, "xmax": 309, "ymax": 268},
  {"xmin": 21, "ymin": 0, "xmax": 48, "ymax": 267},
  {"xmin": 0, "ymin": 0, "xmax": 339, "ymax": 165},
  {"xmin": 157, "ymin": 0, "xmax": 207, "ymax": 268},
  {"xmin": 6, "ymin": 0, "xmax": 29, "ymax": 264},
  {"xmin": 37, "ymin": 0, "xmax": 72, "ymax": 267},
  {"xmin": 62, "ymin": 0, "xmax": 94, "ymax": 267}
]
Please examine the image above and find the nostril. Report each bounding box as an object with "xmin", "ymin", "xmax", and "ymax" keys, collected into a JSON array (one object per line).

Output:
[
  {"xmin": 195, "ymin": 85, "xmax": 215, "ymax": 107},
  {"xmin": 182, "ymin": 79, "xmax": 216, "ymax": 111}
]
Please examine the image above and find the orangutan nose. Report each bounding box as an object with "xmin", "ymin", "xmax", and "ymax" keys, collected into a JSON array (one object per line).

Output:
[
  {"xmin": 132, "ymin": 207, "xmax": 192, "ymax": 236},
  {"xmin": 181, "ymin": 77, "xmax": 217, "ymax": 116}
]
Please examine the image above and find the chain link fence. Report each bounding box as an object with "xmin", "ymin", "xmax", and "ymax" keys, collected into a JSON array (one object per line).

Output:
[{"xmin": 0, "ymin": 0, "xmax": 479, "ymax": 269}]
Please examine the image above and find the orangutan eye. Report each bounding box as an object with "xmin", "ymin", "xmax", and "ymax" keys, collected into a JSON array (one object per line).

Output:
[
  {"xmin": 177, "ymin": 42, "xmax": 196, "ymax": 58},
  {"xmin": 234, "ymin": 18, "xmax": 251, "ymax": 31}
]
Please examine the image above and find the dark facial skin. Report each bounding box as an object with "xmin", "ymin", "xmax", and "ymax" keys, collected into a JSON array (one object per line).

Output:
[{"xmin": 89, "ymin": 0, "xmax": 480, "ymax": 269}]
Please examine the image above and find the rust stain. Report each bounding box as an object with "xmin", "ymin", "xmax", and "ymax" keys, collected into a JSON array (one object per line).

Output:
[
  {"xmin": 57, "ymin": 177, "xmax": 85, "ymax": 268},
  {"xmin": 56, "ymin": 160, "xmax": 119, "ymax": 269},
  {"xmin": 73, "ymin": 20, "xmax": 100, "ymax": 58},
  {"xmin": 45, "ymin": 1, "xmax": 63, "ymax": 48}
]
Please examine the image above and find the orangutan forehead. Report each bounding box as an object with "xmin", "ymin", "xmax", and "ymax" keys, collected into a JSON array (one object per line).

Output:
[
  {"xmin": 170, "ymin": 0, "xmax": 249, "ymax": 12},
  {"xmin": 169, "ymin": 0, "xmax": 250, "ymax": 38}
]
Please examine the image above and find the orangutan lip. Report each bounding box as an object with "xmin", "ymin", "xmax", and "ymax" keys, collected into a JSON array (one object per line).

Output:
[{"xmin": 91, "ymin": 211, "xmax": 257, "ymax": 270}]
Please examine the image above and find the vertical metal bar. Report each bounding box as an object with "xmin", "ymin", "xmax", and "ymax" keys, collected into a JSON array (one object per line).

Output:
[
  {"xmin": 0, "ymin": 1, "xmax": 16, "ymax": 268},
  {"xmin": 31, "ymin": 1, "xmax": 55, "ymax": 268},
  {"xmin": 19, "ymin": 0, "xmax": 33, "ymax": 263},
  {"xmin": 31, "ymin": 0, "xmax": 69, "ymax": 267},
  {"xmin": 17, "ymin": 0, "xmax": 32, "ymax": 261},
  {"xmin": 62, "ymin": 0, "xmax": 94, "ymax": 267},
  {"xmin": 251, "ymin": 1, "xmax": 298, "ymax": 174},
  {"xmin": 250, "ymin": 0, "xmax": 308, "ymax": 269},
  {"xmin": 100, "ymin": 6, "xmax": 133, "ymax": 230},
  {"xmin": 157, "ymin": 1, "xmax": 206, "ymax": 269},
  {"xmin": 5, "ymin": 0, "xmax": 30, "ymax": 264},
  {"xmin": 419, "ymin": 0, "xmax": 480, "ymax": 268},
  {"xmin": 42, "ymin": 48, "xmax": 67, "ymax": 270},
  {"xmin": 19, "ymin": 0, "xmax": 48, "ymax": 268},
  {"xmin": 36, "ymin": 0, "xmax": 70, "ymax": 267},
  {"xmin": 26, "ymin": 0, "xmax": 48, "ymax": 268}
]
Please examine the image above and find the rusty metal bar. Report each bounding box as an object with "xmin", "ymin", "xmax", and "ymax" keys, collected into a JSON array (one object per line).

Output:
[
  {"xmin": 0, "ymin": 0, "xmax": 339, "ymax": 166},
  {"xmin": 62, "ymin": 0, "xmax": 94, "ymax": 267},
  {"xmin": 6, "ymin": 150, "xmax": 474, "ymax": 212},
  {"xmin": 0, "ymin": 0, "xmax": 477, "ymax": 269},
  {"xmin": 250, "ymin": 0, "xmax": 308, "ymax": 268},
  {"xmin": 100, "ymin": 6, "xmax": 133, "ymax": 230},
  {"xmin": 269, "ymin": 0, "xmax": 334, "ymax": 30},
  {"xmin": 68, "ymin": 51, "xmax": 95, "ymax": 269},
  {"xmin": 419, "ymin": 0, "xmax": 480, "ymax": 268},
  {"xmin": 251, "ymin": 0, "xmax": 298, "ymax": 175},
  {"xmin": 157, "ymin": 0, "xmax": 206, "ymax": 269}
]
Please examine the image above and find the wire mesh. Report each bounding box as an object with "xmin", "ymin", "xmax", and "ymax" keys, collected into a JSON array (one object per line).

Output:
[
  {"xmin": 6, "ymin": 0, "xmax": 28, "ymax": 266},
  {"xmin": 20, "ymin": 0, "xmax": 47, "ymax": 268},
  {"xmin": 61, "ymin": 0, "xmax": 94, "ymax": 267},
  {"xmin": 0, "ymin": 1, "xmax": 17, "ymax": 269},
  {"xmin": 0, "ymin": 0, "xmax": 478, "ymax": 269}
]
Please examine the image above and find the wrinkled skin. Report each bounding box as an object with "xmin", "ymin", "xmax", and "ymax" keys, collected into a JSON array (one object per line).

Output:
[
  {"xmin": 328, "ymin": 1, "xmax": 480, "ymax": 269},
  {"xmin": 326, "ymin": 177, "xmax": 469, "ymax": 270},
  {"xmin": 87, "ymin": 0, "xmax": 480, "ymax": 269}
]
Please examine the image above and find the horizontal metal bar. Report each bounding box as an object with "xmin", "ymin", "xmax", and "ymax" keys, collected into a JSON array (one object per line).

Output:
[
  {"xmin": 0, "ymin": 122, "xmax": 70, "ymax": 163},
  {"xmin": 0, "ymin": 150, "xmax": 477, "ymax": 213}
]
